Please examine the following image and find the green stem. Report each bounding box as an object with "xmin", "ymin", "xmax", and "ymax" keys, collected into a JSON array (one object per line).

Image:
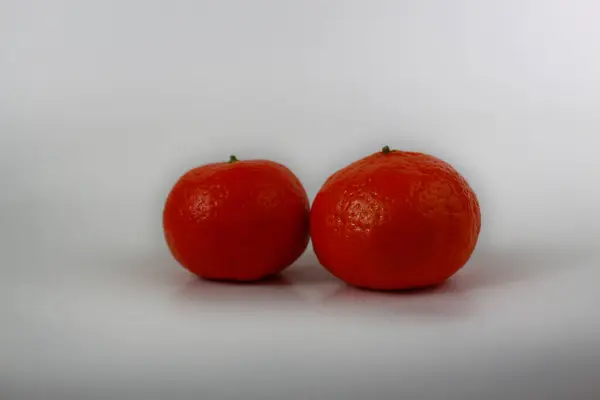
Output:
[
  {"xmin": 228, "ymin": 155, "xmax": 238, "ymax": 163},
  {"xmin": 382, "ymin": 145, "xmax": 391, "ymax": 154}
]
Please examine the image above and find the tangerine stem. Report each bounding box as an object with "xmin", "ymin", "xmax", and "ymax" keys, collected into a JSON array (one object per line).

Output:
[
  {"xmin": 382, "ymin": 145, "xmax": 391, "ymax": 154},
  {"xmin": 229, "ymin": 155, "xmax": 238, "ymax": 163}
]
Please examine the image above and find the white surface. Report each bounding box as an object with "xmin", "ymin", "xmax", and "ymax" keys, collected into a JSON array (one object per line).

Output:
[{"xmin": 2, "ymin": 1, "xmax": 600, "ymax": 399}]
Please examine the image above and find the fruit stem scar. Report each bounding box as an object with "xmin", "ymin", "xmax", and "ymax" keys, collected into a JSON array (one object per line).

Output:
[
  {"xmin": 229, "ymin": 155, "xmax": 238, "ymax": 163},
  {"xmin": 382, "ymin": 145, "xmax": 391, "ymax": 154}
]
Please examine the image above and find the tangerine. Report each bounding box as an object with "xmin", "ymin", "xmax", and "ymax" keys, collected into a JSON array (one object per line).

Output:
[
  {"xmin": 310, "ymin": 146, "xmax": 481, "ymax": 290},
  {"xmin": 163, "ymin": 155, "xmax": 310, "ymax": 281}
]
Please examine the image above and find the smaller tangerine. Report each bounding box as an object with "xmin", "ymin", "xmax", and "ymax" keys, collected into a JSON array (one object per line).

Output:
[{"xmin": 163, "ymin": 155, "xmax": 310, "ymax": 281}]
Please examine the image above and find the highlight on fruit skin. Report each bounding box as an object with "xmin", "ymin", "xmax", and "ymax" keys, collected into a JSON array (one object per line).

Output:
[
  {"xmin": 310, "ymin": 146, "xmax": 481, "ymax": 291},
  {"xmin": 163, "ymin": 154, "xmax": 310, "ymax": 282}
]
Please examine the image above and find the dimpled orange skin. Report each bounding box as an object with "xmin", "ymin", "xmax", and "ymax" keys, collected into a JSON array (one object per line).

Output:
[
  {"xmin": 310, "ymin": 148, "xmax": 481, "ymax": 290},
  {"xmin": 163, "ymin": 158, "xmax": 310, "ymax": 281}
]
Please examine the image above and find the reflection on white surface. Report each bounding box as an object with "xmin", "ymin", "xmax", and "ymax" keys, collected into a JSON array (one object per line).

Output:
[{"xmin": 3, "ymin": 244, "xmax": 600, "ymax": 399}]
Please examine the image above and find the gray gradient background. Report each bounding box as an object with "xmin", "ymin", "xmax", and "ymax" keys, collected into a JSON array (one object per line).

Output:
[{"xmin": 2, "ymin": 0, "xmax": 600, "ymax": 399}]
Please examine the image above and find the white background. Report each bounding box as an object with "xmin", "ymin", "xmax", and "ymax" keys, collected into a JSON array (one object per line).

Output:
[{"xmin": 2, "ymin": 1, "xmax": 600, "ymax": 399}]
